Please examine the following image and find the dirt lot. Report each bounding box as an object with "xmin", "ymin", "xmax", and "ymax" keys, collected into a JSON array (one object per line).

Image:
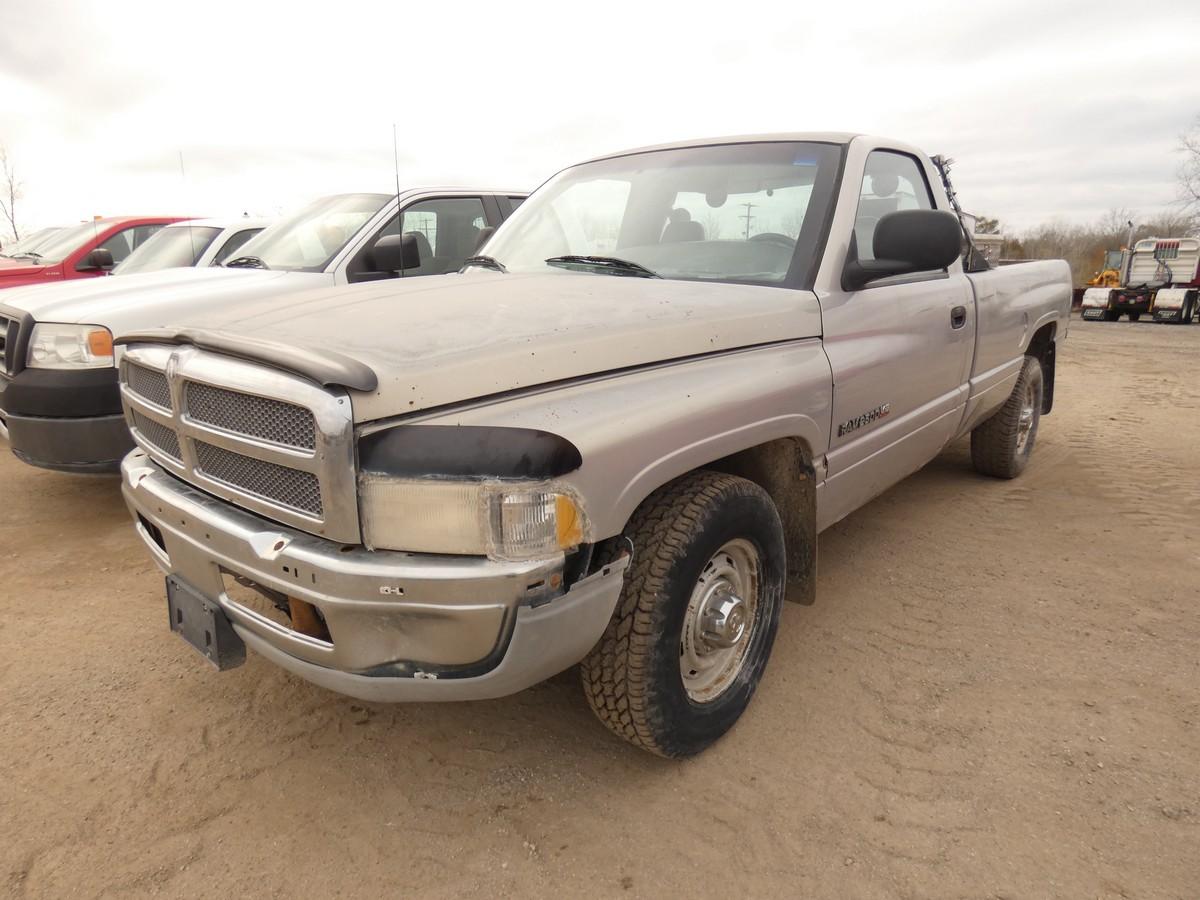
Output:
[{"xmin": 1, "ymin": 317, "xmax": 1197, "ymax": 899}]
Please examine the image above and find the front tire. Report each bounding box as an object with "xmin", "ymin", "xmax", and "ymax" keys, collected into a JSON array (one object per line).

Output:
[
  {"xmin": 1128, "ymin": 312, "xmax": 1142, "ymax": 322},
  {"xmin": 971, "ymin": 355, "xmax": 1043, "ymax": 479},
  {"xmin": 580, "ymin": 471, "xmax": 786, "ymax": 758},
  {"xmin": 1102, "ymin": 311, "xmax": 1120, "ymax": 322}
]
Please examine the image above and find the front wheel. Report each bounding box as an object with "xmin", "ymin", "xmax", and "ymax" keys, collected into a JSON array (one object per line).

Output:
[
  {"xmin": 1102, "ymin": 311, "xmax": 1120, "ymax": 322},
  {"xmin": 580, "ymin": 471, "xmax": 786, "ymax": 758},
  {"xmin": 1127, "ymin": 312, "xmax": 1142, "ymax": 322},
  {"xmin": 971, "ymin": 355, "xmax": 1043, "ymax": 479}
]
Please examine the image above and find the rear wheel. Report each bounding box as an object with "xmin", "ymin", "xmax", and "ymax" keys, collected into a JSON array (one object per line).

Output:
[
  {"xmin": 580, "ymin": 471, "xmax": 786, "ymax": 758},
  {"xmin": 1127, "ymin": 312, "xmax": 1142, "ymax": 322},
  {"xmin": 971, "ymin": 355, "xmax": 1043, "ymax": 479},
  {"xmin": 1102, "ymin": 311, "xmax": 1120, "ymax": 322}
]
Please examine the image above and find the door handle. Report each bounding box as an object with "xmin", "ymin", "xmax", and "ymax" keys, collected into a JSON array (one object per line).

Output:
[{"xmin": 950, "ymin": 305, "xmax": 967, "ymax": 329}]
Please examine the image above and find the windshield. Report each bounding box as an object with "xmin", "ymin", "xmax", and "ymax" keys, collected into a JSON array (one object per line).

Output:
[
  {"xmin": 228, "ymin": 193, "xmax": 390, "ymax": 272},
  {"xmin": 482, "ymin": 141, "xmax": 841, "ymax": 285},
  {"xmin": 10, "ymin": 221, "xmax": 108, "ymax": 263},
  {"xmin": 2, "ymin": 227, "xmax": 63, "ymax": 257},
  {"xmin": 114, "ymin": 225, "xmax": 221, "ymax": 275}
]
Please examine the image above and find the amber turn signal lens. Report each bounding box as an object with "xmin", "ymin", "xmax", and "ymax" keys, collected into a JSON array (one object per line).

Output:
[
  {"xmin": 87, "ymin": 329, "xmax": 114, "ymax": 357},
  {"xmin": 555, "ymin": 494, "xmax": 583, "ymax": 549}
]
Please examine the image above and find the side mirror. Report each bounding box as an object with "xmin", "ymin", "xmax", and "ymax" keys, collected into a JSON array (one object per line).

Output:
[
  {"xmin": 76, "ymin": 247, "xmax": 115, "ymax": 273},
  {"xmin": 371, "ymin": 233, "xmax": 421, "ymax": 272},
  {"xmin": 474, "ymin": 226, "xmax": 495, "ymax": 253},
  {"xmin": 842, "ymin": 209, "xmax": 962, "ymax": 291}
]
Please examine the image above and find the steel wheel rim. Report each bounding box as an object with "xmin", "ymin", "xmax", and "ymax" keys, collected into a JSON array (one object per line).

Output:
[
  {"xmin": 680, "ymin": 538, "xmax": 760, "ymax": 703},
  {"xmin": 1016, "ymin": 379, "xmax": 1037, "ymax": 455}
]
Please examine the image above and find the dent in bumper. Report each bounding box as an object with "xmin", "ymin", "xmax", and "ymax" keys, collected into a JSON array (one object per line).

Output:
[{"xmin": 122, "ymin": 452, "xmax": 628, "ymax": 700}]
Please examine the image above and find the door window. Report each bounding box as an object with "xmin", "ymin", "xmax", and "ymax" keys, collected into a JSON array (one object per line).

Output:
[
  {"xmin": 99, "ymin": 224, "xmax": 164, "ymax": 264},
  {"xmin": 853, "ymin": 152, "xmax": 934, "ymax": 262},
  {"xmin": 350, "ymin": 196, "xmax": 488, "ymax": 280}
]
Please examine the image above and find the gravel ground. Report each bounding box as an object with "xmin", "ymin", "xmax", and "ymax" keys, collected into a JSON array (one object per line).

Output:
[{"xmin": 1, "ymin": 317, "xmax": 1197, "ymax": 899}]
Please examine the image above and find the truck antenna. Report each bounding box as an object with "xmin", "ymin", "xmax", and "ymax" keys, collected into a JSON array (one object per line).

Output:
[
  {"xmin": 931, "ymin": 154, "xmax": 984, "ymax": 271},
  {"xmin": 393, "ymin": 124, "xmax": 405, "ymax": 279},
  {"xmin": 179, "ymin": 150, "xmax": 196, "ymax": 264}
]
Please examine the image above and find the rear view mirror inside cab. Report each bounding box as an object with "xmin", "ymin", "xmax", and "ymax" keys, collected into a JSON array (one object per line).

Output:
[{"xmin": 842, "ymin": 209, "xmax": 962, "ymax": 291}]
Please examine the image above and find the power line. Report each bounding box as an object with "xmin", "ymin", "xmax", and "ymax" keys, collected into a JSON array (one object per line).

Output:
[{"xmin": 740, "ymin": 202, "xmax": 756, "ymax": 240}]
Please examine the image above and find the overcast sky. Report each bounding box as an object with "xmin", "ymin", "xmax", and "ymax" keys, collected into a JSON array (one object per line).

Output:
[{"xmin": 3, "ymin": 0, "xmax": 1198, "ymax": 235}]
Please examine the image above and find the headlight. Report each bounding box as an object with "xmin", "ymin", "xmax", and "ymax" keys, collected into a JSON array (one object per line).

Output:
[
  {"xmin": 360, "ymin": 476, "xmax": 585, "ymax": 560},
  {"xmin": 356, "ymin": 424, "xmax": 586, "ymax": 560},
  {"xmin": 27, "ymin": 323, "xmax": 114, "ymax": 369}
]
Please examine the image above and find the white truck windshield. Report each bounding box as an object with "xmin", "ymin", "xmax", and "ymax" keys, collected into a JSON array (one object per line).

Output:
[
  {"xmin": 115, "ymin": 225, "xmax": 221, "ymax": 275},
  {"xmin": 227, "ymin": 193, "xmax": 390, "ymax": 272}
]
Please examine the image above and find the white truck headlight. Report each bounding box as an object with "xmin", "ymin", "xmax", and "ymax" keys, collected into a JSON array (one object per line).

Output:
[
  {"xmin": 27, "ymin": 323, "xmax": 114, "ymax": 369},
  {"xmin": 359, "ymin": 476, "xmax": 585, "ymax": 561}
]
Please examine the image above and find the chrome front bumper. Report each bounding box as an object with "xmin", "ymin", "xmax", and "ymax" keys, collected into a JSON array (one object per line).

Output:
[{"xmin": 121, "ymin": 451, "xmax": 627, "ymax": 701}]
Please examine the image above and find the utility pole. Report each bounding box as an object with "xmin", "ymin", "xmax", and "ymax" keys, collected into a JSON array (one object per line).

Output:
[{"xmin": 740, "ymin": 202, "xmax": 756, "ymax": 240}]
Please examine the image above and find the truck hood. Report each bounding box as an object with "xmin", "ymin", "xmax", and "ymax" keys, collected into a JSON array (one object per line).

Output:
[
  {"xmin": 0, "ymin": 266, "xmax": 327, "ymax": 333},
  {"xmin": 130, "ymin": 269, "xmax": 824, "ymax": 423}
]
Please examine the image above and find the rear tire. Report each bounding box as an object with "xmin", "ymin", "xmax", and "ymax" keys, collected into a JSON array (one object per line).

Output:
[
  {"xmin": 580, "ymin": 471, "xmax": 786, "ymax": 758},
  {"xmin": 1102, "ymin": 311, "xmax": 1119, "ymax": 322},
  {"xmin": 971, "ymin": 355, "xmax": 1043, "ymax": 479},
  {"xmin": 1127, "ymin": 312, "xmax": 1142, "ymax": 322}
]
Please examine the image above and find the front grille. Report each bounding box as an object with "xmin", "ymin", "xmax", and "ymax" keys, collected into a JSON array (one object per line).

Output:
[
  {"xmin": 131, "ymin": 410, "xmax": 181, "ymax": 460},
  {"xmin": 194, "ymin": 440, "xmax": 323, "ymax": 516},
  {"xmin": 185, "ymin": 382, "xmax": 315, "ymax": 450},
  {"xmin": 125, "ymin": 362, "xmax": 172, "ymax": 410},
  {"xmin": 119, "ymin": 344, "xmax": 357, "ymax": 541}
]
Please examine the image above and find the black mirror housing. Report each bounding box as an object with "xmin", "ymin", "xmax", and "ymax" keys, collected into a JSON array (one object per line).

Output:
[
  {"xmin": 371, "ymin": 233, "xmax": 422, "ymax": 273},
  {"xmin": 843, "ymin": 209, "xmax": 962, "ymax": 291},
  {"xmin": 76, "ymin": 247, "xmax": 115, "ymax": 272}
]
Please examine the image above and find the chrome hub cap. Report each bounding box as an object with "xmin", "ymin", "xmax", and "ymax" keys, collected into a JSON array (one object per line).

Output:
[
  {"xmin": 1016, "ymin": 380, "xmax": 1037, "ymax": 455},
  {"xmin": 680, "ymin": 539, "xmax": 760, "ymax": 702}
]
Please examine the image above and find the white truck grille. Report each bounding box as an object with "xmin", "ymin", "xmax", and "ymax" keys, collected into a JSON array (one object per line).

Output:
[{"xmin": 119, "ymin": 344, "xmax": 358, "ymax": 542}]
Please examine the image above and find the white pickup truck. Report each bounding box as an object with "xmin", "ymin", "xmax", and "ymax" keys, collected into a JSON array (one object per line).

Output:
[
  {"xmin": 0, "ymin": 189, "xmax": 522, "ymax": 472},
  {"xmin": 117, "ymin": 133, "xmax": 1071, "ymax": 757}
]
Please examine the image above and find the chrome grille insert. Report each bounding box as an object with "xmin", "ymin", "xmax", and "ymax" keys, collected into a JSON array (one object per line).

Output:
[
  {"xmin": 118, "ymin": 344, "xmax": 358, "ymax": 541},
  {"xmin": 125, "ymin": 362, "xmax": 173, "ymax": 410},
  {"xmin": 195, "ymin": 440, "xmax": 323, "ymax": 516},
  {"xmin": 185, "ymin": 382, "xmax": 315, "ymax": 449},
  {"xmin": 131, "ymin": 410, "xmax": 181, "ymax": 460}
]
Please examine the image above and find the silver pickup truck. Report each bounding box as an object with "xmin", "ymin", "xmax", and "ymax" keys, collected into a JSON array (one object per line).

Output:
[{"xmin": 117, "ymin": 133, "xmax": 1071, "ymax": 757}]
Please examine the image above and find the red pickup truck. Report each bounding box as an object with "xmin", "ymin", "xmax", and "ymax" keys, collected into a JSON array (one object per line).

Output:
[{"xmin": 0, "ymin": 216, "xmax": 189, "ymax": 289}]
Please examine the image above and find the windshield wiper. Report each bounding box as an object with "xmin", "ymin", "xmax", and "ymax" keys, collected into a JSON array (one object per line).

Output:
[
  {"xmin": 462, "ymin": 254, "xmax": 506, "ymax": 273},
  {"xmin": 224, "ymin": 255, "xmax": 270, "ymax": 269},
  {"xmin": 11, "ymin": 251, "xmax": 43, "ymax": 261},
  {"xmin": 544, "ymin": 255, "xmax": 659, "ymax": 278}
]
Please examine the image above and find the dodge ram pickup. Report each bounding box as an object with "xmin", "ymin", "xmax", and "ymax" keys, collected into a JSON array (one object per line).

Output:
[
  {"xmin": 0, "ymin": 189, "xmax": 522, "ymax": 472},
  {"xmin": 117, "ymin": 133, "xmax": 1071, "ymax": 757}
]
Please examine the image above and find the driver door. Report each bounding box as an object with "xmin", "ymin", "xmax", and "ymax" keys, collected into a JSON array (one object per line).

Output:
[{"xmin": 818, "ymin": 149, "xmax": 974, "ymax": 528}]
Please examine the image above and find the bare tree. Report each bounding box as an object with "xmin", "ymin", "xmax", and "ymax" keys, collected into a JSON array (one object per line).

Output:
[
  {"xmin": 974, "ymin": 216, "xmax": 1003, "ymax": 235},
  {"xmin": 0, "ymin": 146, "xmax": 21, "ymax": 244},
  {"xmin": 1180, "ymin": 116, "xmax": 1200, "ymax": 212}
]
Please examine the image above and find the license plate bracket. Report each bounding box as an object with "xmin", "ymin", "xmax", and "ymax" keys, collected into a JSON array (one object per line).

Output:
[{"xmin": 166, "ymin": 576, "xmax": 246, "ymax": 670}]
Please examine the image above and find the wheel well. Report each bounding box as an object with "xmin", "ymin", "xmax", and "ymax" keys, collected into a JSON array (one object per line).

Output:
[
  {"xmin": 1027, "ymin": 322, "xmax": 1057, "ymax": 414},
  {"xmin": 706, "ymin": 437, "xmax": 817, "ymax": 605}
]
